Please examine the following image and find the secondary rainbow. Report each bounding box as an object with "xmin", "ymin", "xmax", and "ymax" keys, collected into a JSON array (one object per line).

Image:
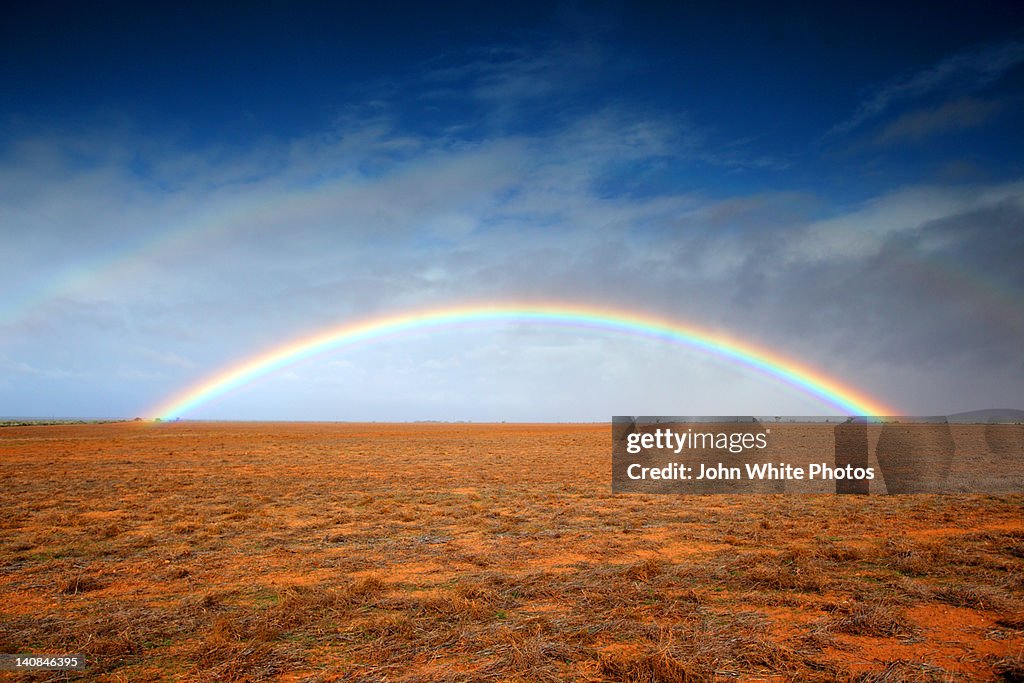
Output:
[{"xmin": 148, "ymin": 302, "xmax": 897, "ymax": 420}]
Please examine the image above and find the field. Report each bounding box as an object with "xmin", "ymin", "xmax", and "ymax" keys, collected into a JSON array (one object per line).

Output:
[{"xmin": 1, "ymin": 422, "xmax": 1022, "ymax": 682}]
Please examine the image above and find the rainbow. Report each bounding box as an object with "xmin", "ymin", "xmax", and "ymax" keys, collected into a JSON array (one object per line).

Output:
[{"xmin": 147, "ymin": 302, "xmax": 897, "ymax": 420}]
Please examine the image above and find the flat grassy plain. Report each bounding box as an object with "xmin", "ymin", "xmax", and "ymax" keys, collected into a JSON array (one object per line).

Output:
[{"xmin": 1, "ymin": 422, "xmax": 1022, "ymax": 682}]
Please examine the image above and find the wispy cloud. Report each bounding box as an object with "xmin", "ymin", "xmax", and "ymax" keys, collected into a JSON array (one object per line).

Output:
[
  {"xmin": 873, "ymin": 97, "xmax": 1003, "ymax": 145},
  {"xmin": 424, "ymin": 41, "xmax": 605, "ymax": 106},
  {"xmin": 830, "ymin": 40, "xmax": 1024, "ymax": 138},
  {"xmin": 1, "ymin": 357, "xmax": 79, "ymax": 380}
]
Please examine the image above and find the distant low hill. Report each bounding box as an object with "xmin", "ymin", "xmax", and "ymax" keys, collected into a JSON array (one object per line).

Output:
[{"xmin": 947, "ymin": 409, "xmax": 1024, "ymax": 423}]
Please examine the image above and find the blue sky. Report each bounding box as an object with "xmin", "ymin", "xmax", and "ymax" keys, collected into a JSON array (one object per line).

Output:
[{"xmin": 1, "ymin": 1, "xmax": 1022, "ymax": 419}]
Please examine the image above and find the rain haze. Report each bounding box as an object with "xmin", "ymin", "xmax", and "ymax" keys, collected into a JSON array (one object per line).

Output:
[{"xmin": 1, "ymin": 1, "xmax": 1022, "ymax": 421}]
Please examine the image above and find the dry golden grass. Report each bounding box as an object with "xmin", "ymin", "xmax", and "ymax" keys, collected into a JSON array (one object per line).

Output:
[{"xmin": 0, "ymin": 421, "xmax": 1022, "ymax": 681}]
